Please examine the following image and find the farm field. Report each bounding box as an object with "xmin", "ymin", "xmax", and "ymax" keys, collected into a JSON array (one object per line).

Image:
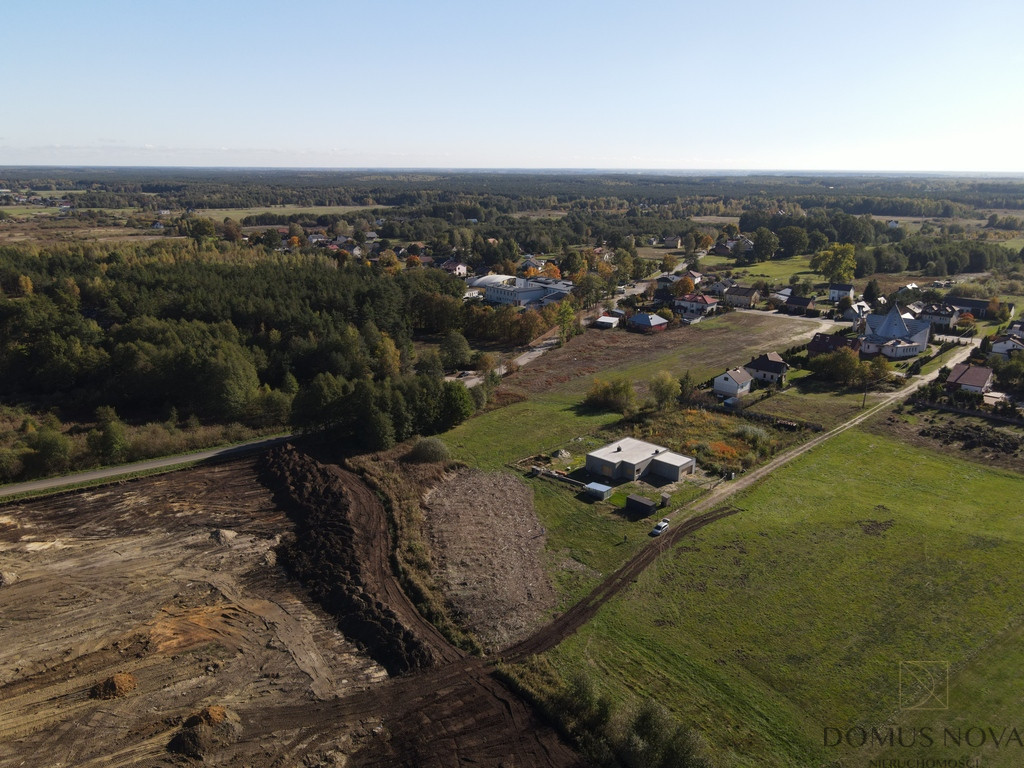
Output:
[{"xmin": 545, "ymin": 425, "xmax": 1024, "ymax": 768}]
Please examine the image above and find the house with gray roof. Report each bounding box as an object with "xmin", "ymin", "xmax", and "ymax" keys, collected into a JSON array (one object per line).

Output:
[
  {"xmin": 586, "ymin": 437, "xmax": 695, "ymax": 482},
  {"xmin": 859, "ymin": 305, "xmax": 930, "ymax": 359}
]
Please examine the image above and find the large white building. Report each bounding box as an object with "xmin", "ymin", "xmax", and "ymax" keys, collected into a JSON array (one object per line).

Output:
[
  {"xmin": 585, "ymin": 438, "xmax": 695, "ymax": 482},
  {"xmin": 468, "ymin": 274, "xmax": 573, "ymax": 307}
]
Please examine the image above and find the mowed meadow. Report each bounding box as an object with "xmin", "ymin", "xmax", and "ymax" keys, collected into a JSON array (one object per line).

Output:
[{"xmin": 543, "ymin": 426, "xmax": 1024, "ymax": 767}]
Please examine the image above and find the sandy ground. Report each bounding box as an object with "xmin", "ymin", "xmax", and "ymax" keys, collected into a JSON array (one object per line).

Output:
[{"xmin": 0, "ymin": 460, "xmax": 385, "ymax": 767}]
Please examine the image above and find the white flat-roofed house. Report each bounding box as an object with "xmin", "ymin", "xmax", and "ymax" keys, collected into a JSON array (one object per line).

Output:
[{"xmin": 585, "ymin": 437, "xmax": 695, "ymax": 482}]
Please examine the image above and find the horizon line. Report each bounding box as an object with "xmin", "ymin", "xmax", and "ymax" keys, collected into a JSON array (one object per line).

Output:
[{"xmin": 1, "ymin": 165, "xmax": 1024, "ymax": 178}]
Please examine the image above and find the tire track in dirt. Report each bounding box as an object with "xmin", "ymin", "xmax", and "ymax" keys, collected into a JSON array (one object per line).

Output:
[{"xmin": 503, "ymin": 507, "xmax": 739, "ymax": 661}]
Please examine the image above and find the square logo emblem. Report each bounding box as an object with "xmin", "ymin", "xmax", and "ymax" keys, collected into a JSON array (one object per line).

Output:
[{"xmin": 899, "ymin": 661, "xmax": 949, "ymax": 710}]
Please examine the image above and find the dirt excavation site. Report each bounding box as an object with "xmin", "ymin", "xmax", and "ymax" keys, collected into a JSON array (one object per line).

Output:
[{"xmin": 0, "ymin": 445, "xmax": 584, "ymax": 767}]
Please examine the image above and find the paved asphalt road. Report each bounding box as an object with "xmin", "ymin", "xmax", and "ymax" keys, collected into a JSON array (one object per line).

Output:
[{"xmin": 0, "ymin": 434, "xmax": 294, "ymax": 500}]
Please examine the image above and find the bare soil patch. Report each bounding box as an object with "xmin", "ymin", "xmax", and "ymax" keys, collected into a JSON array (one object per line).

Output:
[
  {"xmin": 424, "ymin": 469, "xmax": 556, "ymax": 650},
  {"xmin": 0, "ymin": 458, "xmax": 387, "ymax": 767},
  {"xmin": 867, "ymin": 408, "xmax": 1024, "ymax": 474}
]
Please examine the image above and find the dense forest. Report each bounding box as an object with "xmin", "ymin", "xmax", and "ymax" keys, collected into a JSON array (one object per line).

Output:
[
  {"xmin": 4, "ymin": 167, "xmax": 1024, "ymax": 213},
  {"xmin": 0, "ymin": 239, "xmax": 496, "ymax": 481}
]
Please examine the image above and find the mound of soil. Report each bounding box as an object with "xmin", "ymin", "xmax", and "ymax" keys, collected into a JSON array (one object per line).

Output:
[
  {"xmin": 260, "ymin": 444, "xmax": 434, "ymax": 675},
  {"xmin": 920, "ymin": 421, "xmax": 1023, "ymax": 453},
  {"xmin": 90, "ymin": 672, "xmax": 137, "ymax": 699},
  {"xmin": 167, "ymin": 706, "xmax": 241, "ymax": 759},
  {"xmin": 211, "ymin": 528, "xmax": 238, "ymax": 545}
]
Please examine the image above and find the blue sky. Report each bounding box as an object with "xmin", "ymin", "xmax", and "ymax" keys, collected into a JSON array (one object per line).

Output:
[{"xmin": 2, "ymin": 0, "xmax": 1022, "ymax": 172}]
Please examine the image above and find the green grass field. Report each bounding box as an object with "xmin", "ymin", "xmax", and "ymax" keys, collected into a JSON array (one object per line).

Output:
[
  {"xmin": 545, "ymin": 426, "xmax": 1024, "ymax": 767},
  {"xmin": 745, "ymin": 386, "xmax": 875, "ymax": 429},
  {"xmin": 732, "ymin": 254, "xmax": 818, "ymax": 285}
]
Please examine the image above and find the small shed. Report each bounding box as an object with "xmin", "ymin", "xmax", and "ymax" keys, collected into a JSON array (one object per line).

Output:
[
  {"xmin": 585, "ymin": 482, "xmax": 613, "ymax": 501},
  {"xmin": 626, "ymin": 494, "xmax": 657, "ymax": 515},
  {"xmin": 593, "ymin": 315, "xmax": 619, "ymax": 330}
]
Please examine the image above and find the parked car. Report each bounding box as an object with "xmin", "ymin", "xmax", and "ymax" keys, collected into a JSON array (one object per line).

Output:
[{"xmin": 651, "ymin": 518, "xmax": 670, "ymax": 536}]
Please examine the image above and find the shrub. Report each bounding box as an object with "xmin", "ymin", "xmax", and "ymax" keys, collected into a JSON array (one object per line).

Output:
[
  {"xmin": 733, "ymin": 424, "xmax": 770, "ymax": 450},
  {"xmin": 405, "ymin": 437, "xmax": 451, "ymax": 463},
  {"xmin": 584, "ymin": 378, "xmax": 635, "ymax": 413}
]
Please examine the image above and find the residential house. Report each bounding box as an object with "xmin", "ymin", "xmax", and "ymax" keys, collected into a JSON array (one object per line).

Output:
[
  {"xmin": 722, "ymin": 286, "xmax": 761, "ymax": 308},
  {"xmin": 843, "ymin": 300, "xmax": 873, "ymax": 324},
  {"xmin": 656, "ymin": 274, "xmax": 683, "ymax": 291},
  {"xmin": 771, "ymin": 287, "xmax": 793, "ymax": 303},
  {"xmin": 887, "ymin": 219, "xmax": 900, "ymax": 229},
  {"xmin": 707, "ymin": 277, "xmax": 737, "ymax": 296},
  {"xmin": 806, "ymin": 332, "xmax": 862, "ymax": 357},
  {"xmin": 945, "ymin": 296, "xmax": 1014, "ymax": 320},
  {"xmin": 990, "ymin": 334, "xmax": 1024, "ymax": 359},
  {"xmin": 945, "ymin": 363, "xmax": 994, "ymax": 394},
  {"xmin": 663, "ymin": 236, "xmax": 681, "ymax": 249},
  {"xmin": 859, "ymin": 305, "xmax": 930, "ymax": 359},
  {"xmin": 744, "ymin": 352, "xmax": 789, "ymax": 385},
  {"xmin": 783, "ymin": 295, "xmax": 816, "ymax": 315},
  {"xmin": 440, "ymin": 258, "xmax": 469, "ymax": 277},
  {"xmin": 711, "ymin": 241, "xmax": 734, "ymax": 257},
  {"xmin": 586, "ymin": 437, "xmax": 695, "ymax": 482},
  {"xmin": 1006, "ymin": 319, "xmax": 1024, "ymax": 338},
  {"xmin": 684, "ymin": 269, "xmax": 703, "ymax": 285},
  {"xmin": 917, "ymin": 303, "xmax": 961, "ymax": 330},
  {"xmin": 898, "ymin": 283, "xmax": 919, "ymax": 294},
  {"xmin": 593, "ymin": 314, "xmax": 620, "ymax": 330},
  {"xmin": 519, "ymin": 256, "xmax": 546, "ymax": 273},
  {"xmin": 674, "ymin": 293, "xmax": 719, "ymax": 316},
  {"xmin": 828, "ymin": 283, "xmax": 855, "ymax": 303},
  {"xmin": 713, "ymin": 368, "xmax": 753, "ymax": 397},
  {"xmin": 628, "ymin": 313, "xmax": 669, "ymax": 333}
]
